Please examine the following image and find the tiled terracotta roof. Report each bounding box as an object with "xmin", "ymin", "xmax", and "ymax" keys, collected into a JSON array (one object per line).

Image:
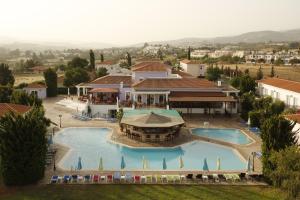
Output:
[
  {"xmin": 180, "ymin": 59, "xmax": 203, "ymax": 64},
  {"xmin": 25, "ymin": 83, "xmax": 47, "ymax": 88},
  {"xmin": 131, "ymin": 62, "xmax": 171, "ymax": 72},
  {"xmin": 285, "ymin": 114, "xmax": 300, "ymax": 123},
  {"xmin": 257, "ymin": 78, "xmax": 300, "ymax": 93},
  {"xmin": 89, "ymin": 75, "xmax": 132, "ymax": 85},
  {"xmin": 170, "ymin": 91, "xmax": 226, "ymax": 97},
  {"xmin": 132, "ymin": 78, "xmax": 216, "ymax": 90},
  {"xmin": 0, "ymin": 103, "xmax": 31, "ymax": 117},
  {"xmin": 169, "ymin": 96, "xmax": 236, "ymax": 102}
]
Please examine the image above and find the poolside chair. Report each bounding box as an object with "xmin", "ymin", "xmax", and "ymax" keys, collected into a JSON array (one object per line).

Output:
[
  {"xmin": 93, "ymin": 175, "xmax": 99, "ymax": 183},
  {"xmin": 186, "ymin": 174, "xmax": 193, "ymax": 180},
  {"xmin": 212, "ymin": 174, "xmax": 219, "ymax": 182},
  {"xmin": 71, "ymin": 174, "xmax": 78, "ymax": 183},
  {"xmin": 141, "ymin": 175, "xmax": 146, "ymax": 183},
  {"xmin": 224, "ymin": 174, "xmax": 233, "ymax": 182},
  {"xmin": 218, "ymin": 174, "xmax": 225, "ymax": 181},
  {"xmin": 232, "ymin": 174, "xmax": 241, "ymax": 182},
  {"xmin": 166, "ymin": 175, "xmax": 174, "ymax": 183},
  {"xmin": 195, "ymin": 174, "xmax": 202, "ymax": 182},
  {"xmin": 125, "ymin": 172, "xmax": 133, "ymax": 183},
  {"xmin": 161, "ymin": 175, "xmax": 167, "ymax": 183},
  {"xmin": 50, "ymin": 175, "xmax": 58, "ymax": 184},
  {"xmin": 154, "ymin": 175, "xmax": 162, "ymax": 183},
  {"xmin": 113, "ymin": 172, "xmax": 121, "ymax": 182},
  {"xmin": 239, "ymin": 173, "xmax": 246, "ymax": 181},
  {"xmin": 174, "ymin": 175, "xmax": 181, "ymax": 183},
  {"xmin": 207, "ymin": 175, "xmax": 214, "ymax": 182},
  {"xmin": 120, "ymin": 174, "xmax": 126, "ymax": 182},
  {"xmin": 202, "ymin": 175, "xmax": 208, "ymax": 182},
  {"xmin": 100, "ymin": 175, "xmax": 106, "ymax": 182},
  {"xmin": 84, "ymin": 175, "xmax": 91, "ymax": 183},
  {"xmin": 146, "ymin": 175, "xmax": 153, "ymax": 183},
  {"xmin": 107, "ymin": 174, "xmax": 113, "ymax": 183},
  {"xmin": 63, "ymin": 175, "xmax": 71, "ymax": 183},
  {"xmin": 180, "ymin": 175, "xmax": 186, "ymax": 182},
  {"xmin": 134, "ymin": 175, "xmax": 141, "ymax": 183}
]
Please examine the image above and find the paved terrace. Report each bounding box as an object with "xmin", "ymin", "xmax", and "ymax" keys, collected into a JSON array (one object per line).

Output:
[{"xmin": 42, "ymin": 96, "xmax": 262, "ymax": 184}]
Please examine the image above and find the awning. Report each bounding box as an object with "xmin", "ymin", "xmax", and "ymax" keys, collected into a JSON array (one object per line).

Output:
[
  {"xmin": 88, "ymin": 88, "xmax": 119, "ymax": 93},
  {"xmin": 169, "ymin": 96, "xmax": 236, "ymax": 102}
]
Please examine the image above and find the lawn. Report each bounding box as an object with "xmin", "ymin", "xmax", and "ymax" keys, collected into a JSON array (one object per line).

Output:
[{"xmin": 0, "ymin": 185, "xmax": 287, "ymax": 200}]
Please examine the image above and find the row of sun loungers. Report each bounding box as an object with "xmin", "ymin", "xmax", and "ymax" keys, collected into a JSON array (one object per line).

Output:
[{"xmin": 50, "ymin": 172, "xmax": 262, "ymax": 184}]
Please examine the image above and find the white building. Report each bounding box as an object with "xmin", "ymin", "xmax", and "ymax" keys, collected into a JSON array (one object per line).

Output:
[
  {"xmin": 285, "ymin": 114, "xmax": 300, "ymax": 145},
  {"xmin": 23, "ymin": 83, "xmax": 47, "ymax": 99},
  {"xmin": 180, "ymin": 59, "xmax": 207, "ymax": 77},
  {"xmin": 257, "ymin": 78, "xmax": 300, "ymax": 109},
  {"xmin": 191, "ymin": 50, "xmax": 211, "ymax": 58}
]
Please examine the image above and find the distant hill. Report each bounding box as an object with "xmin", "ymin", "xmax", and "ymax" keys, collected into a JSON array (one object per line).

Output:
[
  {"xmin": 0, "ymin": 41, "xmax": 117, "ymax": 51},
  {"xmin": 136, "ymin": 29, "xmax": 300, "ymax": 47}
]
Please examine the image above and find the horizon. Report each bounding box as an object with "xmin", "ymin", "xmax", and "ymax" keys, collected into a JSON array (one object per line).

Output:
[{"xmin": 1, "ymin": 0, "xmax": 300, "ymax": 46}]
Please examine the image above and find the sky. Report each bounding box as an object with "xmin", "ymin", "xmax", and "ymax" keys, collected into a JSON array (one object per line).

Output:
[{"xmin": 0, "ymin": 0, "xmax": 300, "ymax": 45}]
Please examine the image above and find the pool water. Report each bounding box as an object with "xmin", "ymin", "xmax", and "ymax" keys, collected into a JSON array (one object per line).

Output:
[
  {"xmin": 191, "ymin": 128, "xmax": 252, "ymax": 145},
  {"xmin": 54, "ymin": 128, "xmax": 246, "ymax": 171}
]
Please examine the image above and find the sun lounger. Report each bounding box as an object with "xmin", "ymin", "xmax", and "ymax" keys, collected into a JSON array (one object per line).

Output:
[
  {"xmin": 121, "ymin": 175, "xmax": 126, "ymax": 182},
  {"xmin": 63, "ymin": 175, "xmax": 71, "ymax": 183},
  {"xmin": 107, "ymin": 174, "xmax": 113, "ymax": 182},
  {"xmin": 207, "ymin": 175, "xmax": 214, "ymax": 182},
  {"xmin": 71, "ymin": 174, "xmax": 78, "ymax": 183},
  {"xmin": 141, "ymin": 175, "xmax": 146, "ymax": 183},
  {"xmin": 213, "ymin": 174, "xmax": 219, "ymax": 182},
  {"xmin": 186, "ymin": 174, "xmax": 193, "ymax": 180},
  {"xmin": 232, "ymin": 174, "xmax": 241, "ymax": 182},
  {"xmin": 84, "ymin": 175, "xmax": 91, "ymax": 183},
  {"xmin": 154, "ymin": 175, "xmax": 162, "ymax": 183},
  {"xmin": 93, "ymin": 175, "xmax": 99, "ymax": 183},
  {"xmin": 218, "ymin": 174, "xmax": 225, "ymax": 181},
  {"xmin": 146, "ymin": 175, "xmax": 152, "ymax": 183},
  {"xmin": 113, "ymin": 172, "xmax": 121, "ymax": 182},
  {"xmin": 166, "ymin": 175, "xmax": 174, "ymax": 183},
  {"xmin": 100, "ymin": 175, "xmax": 106, "ymax": 182},
  {"xmin": 50, "ymin": 175, "xmax": 58, "ymax": 184},
  {"xmin": 224, "ymin": 174, "xmax": 233, "ymax": 181},
  {"xmin": 196, "ymin": 174, "xmax": 202, "ymax": 182},
  {"xmin": 174, "ymin": 175, "xmax": 181, "ymax": 183},
  {"xmin": 202, "ymin": 175, "xmax": 208, "ymax": 182},
  {"xmin": 125, "ymin": 173, "xmax": 133, "ymax": 183},
  {"xmin": 134, "ymin": 175, "xmax": 141, "ymax": 183},
  {"xmin": 180, "ymin": 175, "xmax": 186, "ymax": 182},
  {"xmin": 161, "ymin": 175, "xmax": 167, "ymax": 183},
  {"xmin": 78, "ymin": 175, "xmax": 83, "ymax": 182}
]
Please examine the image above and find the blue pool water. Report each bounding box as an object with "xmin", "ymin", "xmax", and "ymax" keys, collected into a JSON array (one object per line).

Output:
[
  {"xmin": 54, "ymin": 128, "xmax": 246, "ymax": 171},
  {"xmin": 191, "ymin": 128, "xmax": 252, "ymax": 145}
]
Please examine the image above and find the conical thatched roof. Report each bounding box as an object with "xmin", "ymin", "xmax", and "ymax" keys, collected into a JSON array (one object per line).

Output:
[
  {"xmin": 138, "ymin": 112, "xmax": 172, "ymax": 124},
  {"xmin": 120, "ymin": 110, "xmax": 184, "ymax": 128}
]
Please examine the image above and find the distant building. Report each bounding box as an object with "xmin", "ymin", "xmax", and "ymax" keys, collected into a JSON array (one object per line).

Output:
[
  {"xmin": 180, "ymin": 59, "xmax": 206, "ymax": 77},
  {"xmin": 30, "ymin": 66, "xmax": 51, "ymax": 74},
  {"xmin": 23, "ymin": 83, "xmax": 47, "ymax": 99},
  {"xmin": 257, "ymin": 77, "xmax": 300, "ymax": 109},
  {"xmin": 95, "ymin": 60, "xmax": 119, "ymax": 71},
  {"xmin": 191, "ymin": 50, "xmax": 210, "ymax": 58}
]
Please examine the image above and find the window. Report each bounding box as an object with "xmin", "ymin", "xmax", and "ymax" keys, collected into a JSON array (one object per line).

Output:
[
  {"xmin": 31, "ymin": 90, "xmax": 38, "ymax": 96},
  {"xmin": 286, "ymin": 95, "xmax": 290, "ymax": 106},
  {"xmin": 159, "ymin": 95, "xmax": 164, "ymax": 103},
  {"xmin": 294, "ymin": 97, "xmax": 298, "ymax": 107}
]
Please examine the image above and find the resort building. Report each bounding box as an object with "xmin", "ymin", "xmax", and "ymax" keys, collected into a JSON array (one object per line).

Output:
[
  {"xmin": 285, "ymin": 114, "xmax": 300, "ymax": 144},
  {"xmin": 23, "ymin": 83, "xmax": 47, "ymax": 99},
  {"xmin": 0, "ymin": 103, "xmax": 31, "ymax": 118},
  {"xmin": 257, "ymin": 77, "xmax": 300, "ymax": 109},
  {"xmin": 76, "ymin": 61, "xmax": 239, "ymax": 117},
  {"xmin": 180, "ymin": 59, "xmax": 207, "ymax": 77}
]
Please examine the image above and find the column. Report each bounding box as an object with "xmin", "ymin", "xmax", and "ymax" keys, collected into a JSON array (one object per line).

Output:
[{"xmin": 77, "ymin": 87, "xmax": 80, "ymax": 97}]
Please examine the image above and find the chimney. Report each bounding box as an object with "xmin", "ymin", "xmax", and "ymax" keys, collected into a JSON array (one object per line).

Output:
[{"xmin": 120, "ymin": 81, "xmax": 124, "ymax": 89}]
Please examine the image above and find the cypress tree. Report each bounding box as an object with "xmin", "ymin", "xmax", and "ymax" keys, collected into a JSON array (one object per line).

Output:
[
  {"xmin": 89, "ymin": 49, "xmax": 95, "ymax": 70},
  {"xmin": 256, "ymin": 66, "xmax": 264, "ymax": 80},
  {"xmin": 100, "ymin": 54, "xmax": 104, "ymax": 63},
  {"xmin": 126, "ymin": 52, "xmax": 132, "ymax": 67},
  {"xmin": 44, "ymin": 68, "xmax": 57, "ymax": 97},
  {"xmin": 187, "ymin": 46, "xmax": 191, "ymax": 60},
  {"xmin": 270, "ymin": 65, "xmax": 275, "ymax": 77}
]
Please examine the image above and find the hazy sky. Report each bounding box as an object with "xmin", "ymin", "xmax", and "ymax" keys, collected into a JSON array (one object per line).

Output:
[{"xmin": 1, "ymin": 0, "xmax": 300, "ymax": 45}]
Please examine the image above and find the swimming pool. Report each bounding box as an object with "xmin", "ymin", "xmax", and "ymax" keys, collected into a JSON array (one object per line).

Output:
[
  {"xmin": 191, "ymin": 128, "xmax": 252, "ymax": 145},
  {"xmin": 54, "ymin": 128, "xmax": 246, "ymax": 171}
]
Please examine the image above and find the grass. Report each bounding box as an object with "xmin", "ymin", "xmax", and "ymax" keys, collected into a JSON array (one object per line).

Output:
[
  {"xmin": 226, "ymin": 64, "xmax": 300, "ymax": 82},
  {"xmin": 0, "ymin": 185, "xmax": 287, "ymax": 200}
]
